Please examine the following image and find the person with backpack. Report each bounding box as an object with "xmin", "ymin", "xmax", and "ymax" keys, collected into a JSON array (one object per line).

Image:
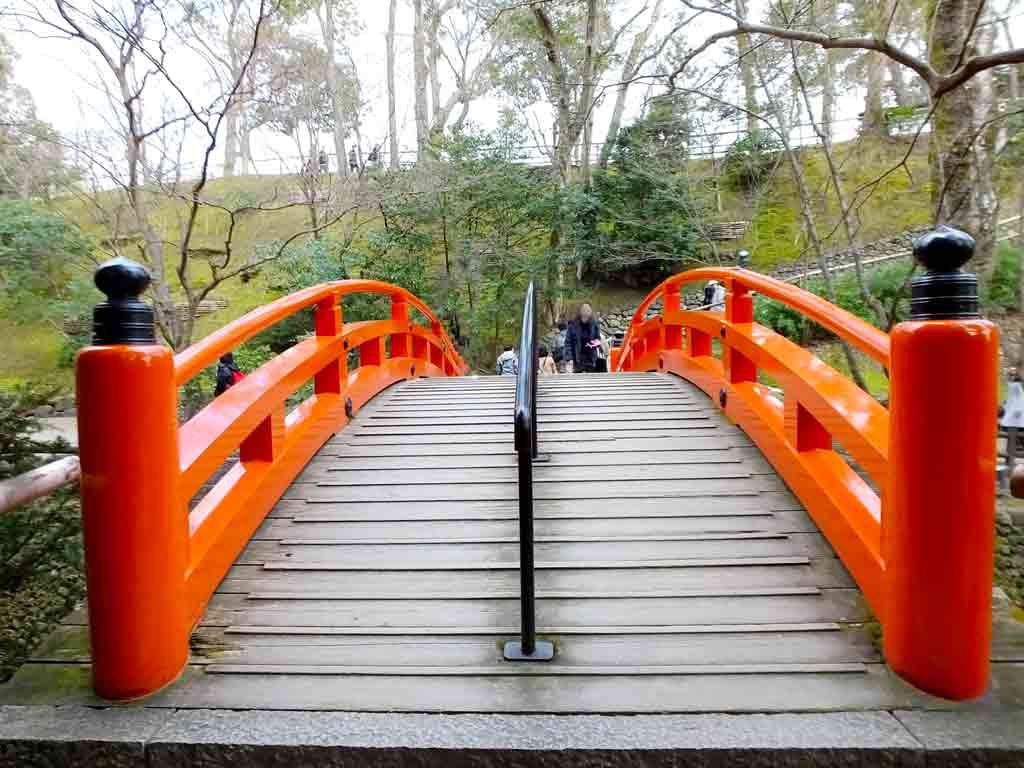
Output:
[
  {"xmin": 538, "ymin": 345, "xmax": 557, "ymax": 375},
  {"xmin": 214, "ymin": 352, "xmax": 244, "ymax": 396},
  {"xmin": 564, "ymin": 302, "xmax": 602, "ymax": 374},
  {"xmin": 496, "ymin": 345, "xmax": 518, "ymax": 376}
]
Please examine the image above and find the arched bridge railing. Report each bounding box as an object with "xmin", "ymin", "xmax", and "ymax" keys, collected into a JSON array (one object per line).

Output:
[
  {"xmin": 611, "ymin": 227, "xmax": 998, "ymax": 702},
  {"xmin": 75, "ymin": 261, "xmax": 466, "ymax": 701}
]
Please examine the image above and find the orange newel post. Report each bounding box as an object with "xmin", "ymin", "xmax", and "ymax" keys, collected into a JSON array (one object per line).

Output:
[
  {"xmin": 75, "ymin": 259, "xmax": 189, "ymax": 700},
  {"xmin": 885, "ymin": 227, "xmax": 999, "ymax": 700},
  {"xmin": 391, "ymin": 295, "xmax": 411, "ymax": 359}
]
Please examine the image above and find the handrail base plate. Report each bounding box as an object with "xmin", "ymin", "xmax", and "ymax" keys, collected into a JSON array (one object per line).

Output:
[{"xmin": 503, "ymin": 640, "xmax": 555, "ymax": 662}]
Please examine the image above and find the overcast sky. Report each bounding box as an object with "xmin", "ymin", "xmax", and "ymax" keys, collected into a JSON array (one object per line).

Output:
[{"xmin": 8, "ymin": 0, "xmax": 1023, "ymax": 178}]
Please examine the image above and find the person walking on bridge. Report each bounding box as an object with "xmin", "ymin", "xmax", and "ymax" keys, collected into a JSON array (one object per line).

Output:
[
  {"xmin": 496, "ymin": 345, "xmax": 518, "ymax": 376},
  {"xmin": 214, "ymin": 353, "xmax": 244, "ymax": 397},
  {"xmin": 565, "ymin": 302, "xmax": 602, "ymax": 373}
]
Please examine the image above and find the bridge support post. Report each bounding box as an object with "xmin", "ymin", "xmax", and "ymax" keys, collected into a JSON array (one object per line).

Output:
[
  {"xmin": 75, "ymin": 259, "xmax": 189, "ymax": 701},
  {"xmin": 885, "ymin": 227, "xmax": 998, "ymax": 700},
  {"xmin": 314, "ymin": 295, "xmax": 345, "ymax": 394}
]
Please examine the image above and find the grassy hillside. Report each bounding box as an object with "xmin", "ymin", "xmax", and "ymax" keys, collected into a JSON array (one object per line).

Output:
[{"xmin": 2, "ymin": 133, "xmax": 1018, "ymax": 389}]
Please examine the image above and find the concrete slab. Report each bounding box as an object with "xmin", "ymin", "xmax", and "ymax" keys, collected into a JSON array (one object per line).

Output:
[{"xmin": 895, "ymin": 710, "xmax": 1024, "ymax": 767}]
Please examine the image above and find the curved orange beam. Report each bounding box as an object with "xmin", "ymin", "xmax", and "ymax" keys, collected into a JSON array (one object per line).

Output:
[
  {"xmin": 618, "ymin": 268, "xmax": 890, "ymax": 371},
  {"xmin": 174, "ymin": 279, "xmax": 466, "ymax": 385}
]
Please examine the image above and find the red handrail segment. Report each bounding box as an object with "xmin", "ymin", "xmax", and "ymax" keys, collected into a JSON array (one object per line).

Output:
[
  {"xmin": 621, "ymin": 268, "xmax": 890, "ymax": 368},
  {"xmin": 76, "ymin": 280, "xmax": 465, "ymax": 701},
  {"xmin": 174, "ymin": 279, "xmax": 464, "ymax": 385},
  {"xmin": 613, "ymin": 266, "xmax": 995, "ymax": 702}
]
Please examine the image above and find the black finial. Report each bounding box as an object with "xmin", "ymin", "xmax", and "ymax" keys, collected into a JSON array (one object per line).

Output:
[
  {"xmin": 92, "ymin": 258, "xmax": 156, "ymax": 345},
  {"xmin": 909, "ymin": 226, "xmax": 979, "ymax": 320}
]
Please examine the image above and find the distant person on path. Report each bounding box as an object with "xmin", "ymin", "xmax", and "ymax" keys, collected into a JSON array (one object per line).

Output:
[
  {"xmin": 711, "ymin": 281, "xmax": 727, "ymax": 311},
  {"xmin": 593, "ymin": 332, "xmax": 610, "ymax": 373},
  {"xmin": 554, "ymin": 320, "xmax": 568, "ymax": 372},
  {"xmin": 565, "ymin": 302, "xmax": 602, "ymax": 373},
  {"xmin": 538, "ymin": 345, "xmax": 557, "ymax": 375},
  {"xmin": 214, "ymin": 353, "xmax": 244, "ymax": 397},
  {"xmin": 1002, "ymin": 369, "xmax": 1024, "ymax": 484},
  {"xmin": 348, "ymin": 147, "xmax": 359, "ymax": 173},
  {"xmin": 702, "ymin": 281, "xmax": 715, "ymax": 308},
  {"xmin": 318, "ymin": 149, "xmax": 328, "ymax": 174},
  {"xmin": 368, "ymin": 145, "xmax": 380, "ymax": 164},
  {"xmin": 496, "ymin": 345, "xmax": 518, "ymax": 376}
]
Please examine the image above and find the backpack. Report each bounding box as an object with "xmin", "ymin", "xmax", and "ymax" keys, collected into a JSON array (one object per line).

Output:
[{"xmin": 231, "ymin": 370, "xmax": 245, "ymax": 384}]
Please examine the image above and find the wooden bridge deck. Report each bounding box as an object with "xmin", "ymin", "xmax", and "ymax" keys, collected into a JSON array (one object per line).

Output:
[{"xmin": 7, "ymin": 372, "xmax": 1024, "ymax": 712}]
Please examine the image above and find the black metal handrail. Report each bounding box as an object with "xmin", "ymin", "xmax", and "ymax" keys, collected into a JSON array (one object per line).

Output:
[{"xmin": 503, "ymin": 281, "xmax": 554, "ymax": 662}]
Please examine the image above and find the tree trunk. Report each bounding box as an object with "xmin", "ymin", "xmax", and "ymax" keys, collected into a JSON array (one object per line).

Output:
[
  {"xmin": 387, "ymin": 0, "xmax": 400, "ymax": 169},
  {"xmin": 734, "ymin": 0, "xmax": 758, "ymax": 136},
  {"xmin": 821, "ymin": 50, "xmax": 836, "ymax": 141},
  {"xmin": 413, "ymin": 0, "xmax": 430, "ymax": 159},
  {"xmin": 578, "ymin": 0, "xmax": 598, "ymax": 188},
  {"xmin": 928, "ymin": 0, "xmax": 997, "ymax": 266},
  {"xmin": 862, "ymin": 51, "xmax": 887, "ymax": 138},
  {"xmin": 223, "ymin": 104, "xmax": 239, "ymax": 177},
  {"xmin": 600, "ymin": 0, "xmax": 664, "ymax": 167},
  {"xmin": 319, "ymin": 1, "xmax": 350, "ymax": 178},
  {"xmin": 888, "ymin": 58, "xmax": 913, "ymax": 107},
  {"xmin": 428, "ymin": 5, "xmax": 443, "ymax": 135}
]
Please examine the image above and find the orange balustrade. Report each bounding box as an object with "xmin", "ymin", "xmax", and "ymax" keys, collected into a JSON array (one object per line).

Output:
[
  {"xmin": 77, "ymin": 277, "xmax": 465, "ymax": 700},
  {"xmin": 612, "ymin": 260, "xmax": 997, "ymax": 701}
]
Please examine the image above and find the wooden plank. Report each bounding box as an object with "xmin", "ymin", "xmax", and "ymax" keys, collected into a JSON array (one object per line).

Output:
[
  {"xmin": 220, "ymin": 621, "xmax": 843, "ymax": 636},
  {"xmin": 188, "ymin": 627, "xmax": 881, "ymax": 667},
  {"xmin": 255, "ymin": 511, "xmax": 821, "ymax": 539},
  {"xmin": 323, "ymin": 436, "xmax": 748, "ymax": 455},
  {"xmin": 301, "ymin": 464, "xmax": 750, "ymax": 486},
  {"xmin": 240, "ymin": 586, "xmax": 822, "ymax": 600},
  {"xmin": 298, "ymin": 449, "xmax": 746, "ymax": 470},
  {"xmin": 338, "ymin": 428, "xmax": 725, "ymax": 444},
  {"xmin": 274, "ymin": 495, "xmax": 800, "ymax": 520},
  {"xmin": 203, "ymin": 592, "xmax": 868, "ymax": 628},
  {"xmin": 270, "ymin": 532, "xmax": 797, "ymax": 545},
  {"xmin": 142, "ymin": 664, "xmax": 913, "ymax": 712},
  {"xmin": 349, "ymin": 418, "xmax": 714, "ymax": 435},
  {"xmin": 205, "ymin": 663, "xmax": 868, "ymax": 676},
  {"xmin": 218, "ymin": 559, "xmax": 856, "ymax": 594},
  {"xmin": 381, "ymin": 401, "xmax": 701, "ymax": 413},
  {"xmin": 364, "ymin": 411, "xmax": 709, "ymax": 425},
  {"xmin": 285, "ymin": 476, "xmax": 789, "ymax": 502},
  {"xmin": 259, "ymin": 555, "xmax": 814, "ymax": 571},
  {"xmin": 236, "ymin": 535, "xmax": 833, "ymax": 564}
]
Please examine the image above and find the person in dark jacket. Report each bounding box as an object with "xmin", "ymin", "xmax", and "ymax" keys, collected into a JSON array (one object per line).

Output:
[
  {"xmin": 564, "ymin": 303, "xmax": 602, "ymax": 373},
  {"xmin": 214, "ymin": 353, "xmax": 243, "ymax": 396}
]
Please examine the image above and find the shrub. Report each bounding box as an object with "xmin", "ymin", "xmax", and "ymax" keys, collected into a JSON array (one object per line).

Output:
[
  {"xmin": 0, "ymin": 384, "xmax": 83, "ymax": 681},
  {"xmin": 984, "ymin": 244, "xmax": 1022, "ymax": 314},
  {"xmin": 722, "ymin": 133, "xmax": 783, "ymax": 192}
]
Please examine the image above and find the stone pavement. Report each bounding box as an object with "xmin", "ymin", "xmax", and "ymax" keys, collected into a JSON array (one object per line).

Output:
[{"xmin": 0, "ymin": 706, "xmax": 1021, "ymax": 766}]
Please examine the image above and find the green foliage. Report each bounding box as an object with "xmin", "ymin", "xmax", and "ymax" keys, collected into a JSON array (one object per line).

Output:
[
  {"xmin": 722, "ymin": 133, "xmax": 783, "ymax": 192},
  {"xmin": 984, "ymin": 244, "xmax": 1022, "ymax": 314},
  {"xmin": 0, "ymin": 200, "xmax": 92, "ymax": 325},
  {"xmin": 580, "ymin": 112, "xmax": 702, "ymax": 281},
  {"xmin": 755, "ymin": 262, "xmax": 911, "ymax": 341},
  {"xmin": 0, "ymin": 384, "xmax": 83, "ymax": 681}
]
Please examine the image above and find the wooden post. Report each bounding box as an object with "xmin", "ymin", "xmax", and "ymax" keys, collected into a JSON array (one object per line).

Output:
[
  {"xmin": 75, "ymin": 259, "xmax": 189, "ymax": 700},
  {"xmin": 885, "ymin": 227, "xmax": 998, "ymax": 700}
]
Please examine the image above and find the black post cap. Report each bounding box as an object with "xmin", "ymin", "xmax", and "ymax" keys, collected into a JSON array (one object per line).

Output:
[
  {"xmin": 92, "ymin": 257, "xmax": 156, "ymax": 345},
  {"xmin": 909, "ymin": 226, "xmax": 979, "ymax": 320}
]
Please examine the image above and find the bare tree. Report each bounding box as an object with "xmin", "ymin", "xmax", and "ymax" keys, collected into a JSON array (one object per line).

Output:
[
  {"xmin": 668, "ymin": 0, "xmax": 1024, "ymax": 265},
  {"xmin": 7, "ymin": 0, "xmax": 357, "ymax": 350},
  {"xmin": 313, "ymin": 0, "xmax": 353, "ymax": 177},
  {"xmin": 386, "ymin": 0, "xmax": 399, "ymax": 169}
]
